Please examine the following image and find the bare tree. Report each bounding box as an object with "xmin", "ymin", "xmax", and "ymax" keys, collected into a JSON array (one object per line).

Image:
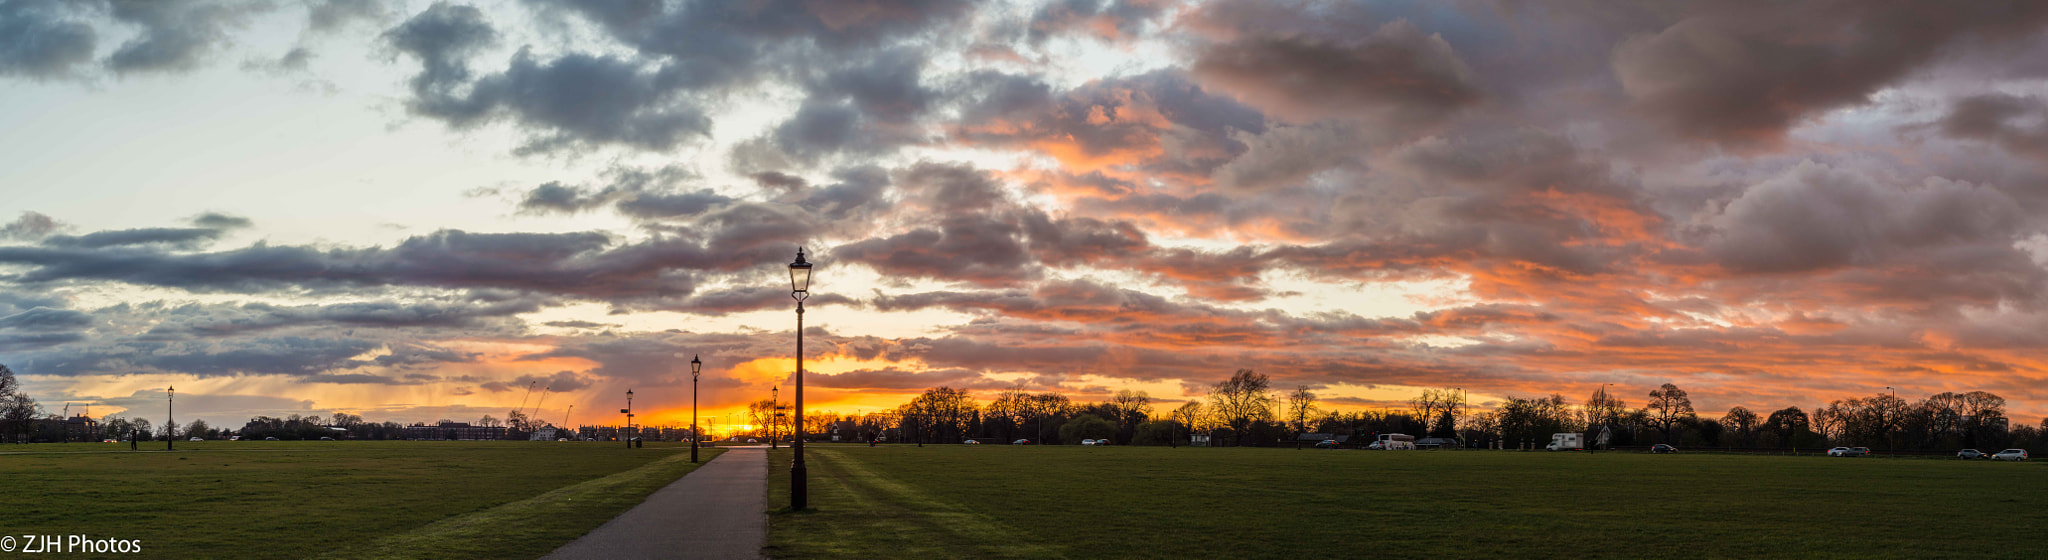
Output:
[
  {"xmin": 1108, "ymin": 389, "xmax": 1152, "ymax": 444},
  {"xmin": 1284, "ymin": 386, "xmax": 1319, "ymax": 436},
  {"xmin": 476, "ymin": 415, "xmax": 502, "ymax": 428},
  {"xmin": 1409, "ymin": 388, "xmax": 1460, "ymax": 427},
  {"xmin": 1720, "ymin": 406, "xmax": 1760, "ymax": 446},
  {"xmin": 1645, "ymin": 383, "xmax": 1696, "ymax": 443},
  {"xmin": 1582, "ymin": 386, "xmax": 1627, "ymax": 432},
  {"xmin": 1208, "ymin": 369, "xmax": 1275, "ymax": 446},
  {"xmin": 1169, "ymin": 401, "xmax": 1206, "ymax": 447}
]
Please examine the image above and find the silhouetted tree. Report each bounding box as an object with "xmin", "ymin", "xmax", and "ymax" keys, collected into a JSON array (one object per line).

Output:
[
  {"xmin": 1209, "ymin": 369, "xmax": 1275, "ymax": 446},
  {"xmin": 1284, "ymin": 386, "xmax": 1318, "ymax": 436},
  {"xmin": 1646, "ymin": 383, "xmax": 1696, "ymax": 443}
]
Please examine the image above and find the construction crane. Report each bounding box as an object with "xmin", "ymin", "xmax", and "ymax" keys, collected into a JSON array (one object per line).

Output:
[
  {"xmin": 533, "ymin": 386, "xmax": 552, "ymax": 425},
  {"xmin": 514, "ymin": 381, "xmax": 539, "ymax": 419}
]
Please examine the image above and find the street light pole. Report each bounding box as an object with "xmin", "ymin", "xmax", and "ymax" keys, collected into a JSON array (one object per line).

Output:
[
  {"xmin": 624, "ymin": 389, "xmax": 635, "ymax": 449},
  {"xmin": 167, "ymin": 386, "xmax": 174, "ymax": 451},
  {"xmin": 772, "ymin": 386, "xmax": 781, "ymax": 450},
  {"xmin": 788, "ymin": 248, "xmax": 813, "ymax": 510},
  {"xmin": 691, "ymin": 355, "xmax": 702, "ymax": 463}
]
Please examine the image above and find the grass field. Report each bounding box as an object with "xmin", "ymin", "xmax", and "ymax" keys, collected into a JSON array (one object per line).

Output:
[
  {"xmin": 767, "ymin": 445, "xmax": 2045, "ymax": 559},
  {"xmin": 0, "ymin": 441, "xmax": 720, "ymax": 559}
]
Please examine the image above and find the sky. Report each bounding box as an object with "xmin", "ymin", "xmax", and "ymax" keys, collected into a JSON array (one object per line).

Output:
[{"xmin": 4, "ymin": 0, "xmax": 2048, "ymax": 432}]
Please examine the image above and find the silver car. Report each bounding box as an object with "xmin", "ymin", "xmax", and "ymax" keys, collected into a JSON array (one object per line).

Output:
[{"xmin": 1991, "ymin": 449, "xmax": 2029, "ymax": 461}]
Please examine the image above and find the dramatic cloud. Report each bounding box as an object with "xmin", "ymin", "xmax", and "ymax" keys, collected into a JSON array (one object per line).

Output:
[
  {"xmin": 9, "ymin": 0, "xmax": 2048, "ymax": 427},
  {"xmin": 1612, "ymin": 1, "xmax": 2048, "ymax": 146},
  {"xmin": 1192, "ymin": 19, "xmax": 1481, "ymax": 127}
]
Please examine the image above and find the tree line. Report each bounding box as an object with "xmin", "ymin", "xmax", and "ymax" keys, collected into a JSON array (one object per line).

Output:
[{"xmin": 807, "ymin": 368, "xmax": 2045, "ymax": 452}]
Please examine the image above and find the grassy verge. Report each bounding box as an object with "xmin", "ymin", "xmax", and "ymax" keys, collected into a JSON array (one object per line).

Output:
[
  {"xmin": 0, "ymin": 441, "xmax": 713, "ymax": 559},
  {"xmin": 767, "ymin": 445, "xmax": 2046, "ymax": 559},
  {"xmin": 324, "ymin": 447, "xmax": 722, "ymax": 559}
]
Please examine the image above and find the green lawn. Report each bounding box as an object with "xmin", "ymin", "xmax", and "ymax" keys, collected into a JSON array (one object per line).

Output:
[
  {"xmin": 767, "ymin": 445, "xmax": 2045, "ymax": 559},
  {"xmin": 0, "ymin": 441, "xmax": 720, "ymax": 559}
]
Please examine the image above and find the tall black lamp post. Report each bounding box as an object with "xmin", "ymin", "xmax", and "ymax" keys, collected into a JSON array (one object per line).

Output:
[
  {"xmin": 771, "ymin": 385, "xmax": 781, "ymax": 449},
  {"xmin": 691, "ymin": 355, "xmax": 702, "ymax": 463},
  {"xmin": 623, "ymin": 389, "xmax": 635, "ymax": 449},
  {"xmin": 788, "ymin": 247, "xmax": 813, "ymax": 510},
  {"xmin": 167, "ymin": 385, "xmax": 175, "ymax": 451}
]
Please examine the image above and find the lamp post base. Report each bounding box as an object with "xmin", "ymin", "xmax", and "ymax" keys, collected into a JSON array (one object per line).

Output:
[{"xmin": 791, "ymin": 463, "xmax": 807, "ymax": 510}]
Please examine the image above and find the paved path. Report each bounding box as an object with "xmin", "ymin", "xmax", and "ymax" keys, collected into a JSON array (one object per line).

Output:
[{"xmin": 545, "ymin": 446, "xmax": 767, "ymax": 560}]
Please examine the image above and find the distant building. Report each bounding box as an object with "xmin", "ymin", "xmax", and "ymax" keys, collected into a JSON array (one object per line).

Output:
[
  {"xmin": 41, "ymin": 415, "xmax": 98, "ymax": 442},
  {"xmin": 403, "ymin": 421, "xmax": 508, "ymax": 441}
]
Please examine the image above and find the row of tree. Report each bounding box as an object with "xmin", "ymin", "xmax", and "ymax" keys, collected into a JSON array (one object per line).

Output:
[{"xmin": 808, "ymin": 369, "xmax": 2045, "ymax": 452}]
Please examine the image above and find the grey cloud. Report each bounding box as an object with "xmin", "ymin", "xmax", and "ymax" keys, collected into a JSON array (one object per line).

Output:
[
  {"xmin": 241, "ymin": 46, "xmax": 312, "ymax": 74},
  {"xmin": 40, "ymin": 227, "xmax": 226, "ymax": 250},
  {"xmin": 26, "ymin": 336, "xmax": 381, "ymax": 377},
  {"xmin": 142, "ymin": 298, "xmax": 546, "ymax": 338},
  {"xmin": 105, "ymin": 0, "xmax": 267, "ymax": 75},
  {"xmin": 1938, "ymin": 93, "xmax": 2048, "ymax": 161},
  {"xmin": 796, "ymin": 166, "xmax": 890, "ymax": 222},
  {"xmin": 0, "ymin": 307, "xmax": 91, "ymax": 331},
  {"xmin": 191, "ymin": 211, "xmax": 251, "ymax": 229},
  {"xmin": 2, "ymin": 211, "xmax": 65, "ymax": 239},
  {"xmin": 1612, "ymin": 1, "xmax": 2048, "ymax": 146},
  {"xmin": 384, "ymin": 1, "xmax": 496, "ymax": 120},
  {"xmin": 0, "ymin": 229, "xmax": 748, "ymax": 307},
  {"xmin": 1707, "ymin": 160, "xmax": 2030, "ymax": 273},
  {"xmin": 478, "ymin": 369, "xmax": 590, "ymax": 393},
  {"xmin": 834, "ymin": 215, "xmax": 1035, "ymax": 286},
  {"xmin": 305, "ymin": 0, "xmax": 389, "ymax": 32},
  {"xmin": 1210, "ymin": 123, "xmax": 1365, "ymax": 191},
  {"xmin": 764, "ymin": 48, "xmax": 937, "ymax": 162},
  {"xmin": 512, "ymin": 165, "xmax": 705, "ymax": 216},
  {"xmin": 616, "ymin": 190, "xmax": 732, "ymax": 220},
  {"xmin": 808, "ymin": 367, "xmax": 990, "ymax": 390},
  {"xmin": 1026, "ymin": 0, "xmax": 1166, "ymax": 43},
  {"xmin": 0, "ymin": 331, "xmax": 86, "ymax": 351},
  {"xmin": 0, "ymin": 0, "xmax": 99, "ymax": 79},
  {"xmin": 1191, "ymin": 18, "xmax": 1480, "ymax": 127},
  {"xmin": 954, "ymin": 69, "xmax": 1263, "ymax": 176}
]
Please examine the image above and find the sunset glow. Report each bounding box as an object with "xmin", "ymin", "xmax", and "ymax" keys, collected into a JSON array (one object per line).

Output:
[{"xmin": 4, "ymin": 0, "xmax": 2048, "ymax": 433}]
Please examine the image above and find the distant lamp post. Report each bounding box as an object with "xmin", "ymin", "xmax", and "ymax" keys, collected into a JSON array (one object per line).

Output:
[
  {"xmin": 788, "ymin": 247, "xmax": 813, "ymax": 510},
  {"xmin": 691, "ymin": 355, "xmax": 702, "ymax": 463},
  {"xmin": 771, "ymin": 386, "xmax": 782, "ymax": 450},
  {"xmin": 167, "ymin": 386, "xmax": 175, "ymax": 451},
  {"xmin": 623, "ymin": 389, "xmax": 635, "ymax": 449}
]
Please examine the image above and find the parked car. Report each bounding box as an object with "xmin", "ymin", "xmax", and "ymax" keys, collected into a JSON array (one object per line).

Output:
[
  {"xmin": 1991, "ymin": 449, "xmax": 2029, "ymax": 461},
  {"xmin": 1827, "ymin": 447, "xmax": 1865, "ymax": 457},
  {"xmin": 1080, "ymin": 439, "xmax": 1097, "ymax": 445},
  {"xmin": 1651, "ymin": 444, "xmax": 1677, "ymax": 454},
  {"xmin": 1012, "ymin": 439, "xmax": 1030, "ymax": 445},
  {"xmin": 318, "ymin": 437, "xmax": 334, "ymax": 441},
  {"xmin": 963, "ymin": 439, "xmax": 981, "ymax": 445},
  {"xmin": 1852, "ymin": 447, "xmax": 1872, "ymax": 456},
  {"xmin": 264, "ymin": 437, "xmax": 279, "ymax": 441},
  {"xmin": 188, "ymin": 437, "xmax": 203, "ymax": 441},
  {"xmin": 1958, "ymin": 449, "xmax": 1989, "ymax": 459},
  {"xmin": 1367, "ymin": 442, "xmax": 1385, "ymax": 450},
  {"xmin": 1313, "ymin": 439, "xmax": 1340, "ymax": 449}
]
